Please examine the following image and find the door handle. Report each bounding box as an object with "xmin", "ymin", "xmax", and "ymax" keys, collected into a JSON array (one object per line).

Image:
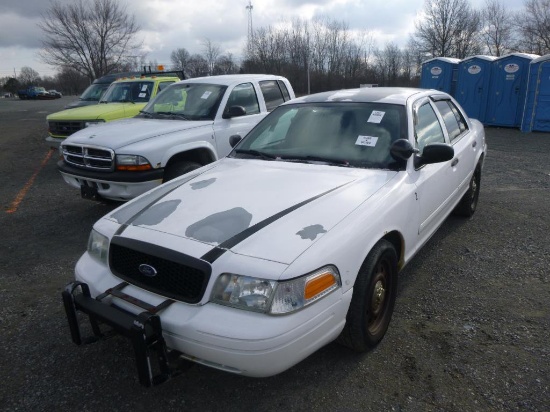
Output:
[
  {"xmin": 472, "ymin": 141, "xmax": 477, "ymax": 148},
  {"xmin": 451, "ymin": 158, "xmax": 459, "ymax": 167}
]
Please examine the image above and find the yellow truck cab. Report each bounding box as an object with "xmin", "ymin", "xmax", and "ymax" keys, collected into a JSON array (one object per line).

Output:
[{"xmin": 46, "ymin": 72, "xmax": 182, "ymax": 148}]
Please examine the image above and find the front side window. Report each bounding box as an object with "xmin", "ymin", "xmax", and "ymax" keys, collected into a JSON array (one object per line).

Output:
[
  {"xmin": 414, "ymin": 102, "xmax": 445, "ymax": 154},
  {"xmin": 233, "ymin": 102, "xmax": 407, "ymax": 170},
  {"xmin": 224, "ymin": 83, "xmax": 260, "ymax": 116}
]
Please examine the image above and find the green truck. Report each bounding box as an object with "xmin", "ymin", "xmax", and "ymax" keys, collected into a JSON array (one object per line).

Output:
[{"xmin": 46, "ymin": 72, "xmax": 183, "ymax": 148}]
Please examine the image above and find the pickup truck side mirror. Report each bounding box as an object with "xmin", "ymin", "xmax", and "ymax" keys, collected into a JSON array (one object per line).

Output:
[
  {"xmin": 223, "ymin": 105, "xmax": 247, "ymax": 119},
  {"xmin": 414, "ymin": 143, "xmax": 454, "ymax": 168},
  {"xmin": 229, "ymin": 135, "xmax": 242, "ymax": 148}
]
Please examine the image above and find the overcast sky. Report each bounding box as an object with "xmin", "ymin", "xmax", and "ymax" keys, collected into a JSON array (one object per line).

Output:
[{"xmin": 0, "ymin": 0, "xmax": 526, "ymax": 78}]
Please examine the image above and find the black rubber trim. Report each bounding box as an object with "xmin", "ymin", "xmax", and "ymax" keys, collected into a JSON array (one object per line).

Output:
[
  {"xmin": 201, "ymin": 182, "xmax": 351, "ymax": 263},
  {"xmin": 57, "ymin": 160, "xmax": 164, "ymax": 183}
]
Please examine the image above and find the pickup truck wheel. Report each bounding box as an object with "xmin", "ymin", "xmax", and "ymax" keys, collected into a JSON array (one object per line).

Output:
[
  {"xmin": 453, "ymin": 164, "xmax": 481, "ymax": 217},
  {"xmin": 337, "ymin": 239, "xmax": 398, "ymax": 352},
  {"xmin": 163, "ymin": 161, "xmax": 201, "ymax": 182}
]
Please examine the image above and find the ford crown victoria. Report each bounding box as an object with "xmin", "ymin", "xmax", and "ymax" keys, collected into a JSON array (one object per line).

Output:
[{"xmin": 62, "ymin": 87, "xmax": 486, "ymax": 386}]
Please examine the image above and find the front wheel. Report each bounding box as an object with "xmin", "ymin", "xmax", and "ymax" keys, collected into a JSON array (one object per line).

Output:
[
  {"xmin": 453, "ymin": 164, "xmax": 481, "ymax": 217},
  {"xmin": 163, "ymin": 161, "xmax": 201, "ymax": 182},
  {"xmin": 337, "ymin": 239, "xmax": 398, "ymax": 352}
]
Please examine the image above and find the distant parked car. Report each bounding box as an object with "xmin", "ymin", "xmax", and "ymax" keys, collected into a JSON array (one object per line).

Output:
[
  {"xmin": 48, "ymin": 90, "xmax": 62, "ymax": 98},
  {"xmin": 62, "ymin": 87, "xmax": 486, "ymax": 386}
]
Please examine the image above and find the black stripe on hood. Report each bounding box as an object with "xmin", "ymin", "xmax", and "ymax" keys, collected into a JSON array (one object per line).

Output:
[{"xmin": 201, "ymin": 182, "xmax": 351, "ymax": 264}]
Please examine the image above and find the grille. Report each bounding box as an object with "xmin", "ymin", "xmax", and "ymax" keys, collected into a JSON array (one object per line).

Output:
[
  {"xmin": 62, "ymin": 144, "xmax": 114, "ymax": 170},
  {"xmin": 109, "ymin": 240, "xmax": 211, "ymax": 304},
  {"xmin": 49, "ymin": 121, "xmax": 85, "ymax": 137}
]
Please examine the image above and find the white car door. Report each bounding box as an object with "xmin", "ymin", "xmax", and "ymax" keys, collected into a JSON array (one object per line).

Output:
[
  {"xmin": 212, "ymin": 82, "xmax": 268, "ymax": 158},
  {"xmin": 409, "ymin": 98, "xmax": 457, "ymax": 243}
]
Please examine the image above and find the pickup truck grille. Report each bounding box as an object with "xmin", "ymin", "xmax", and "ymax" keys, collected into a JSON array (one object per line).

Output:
[
  {"xmin": 49, "ymin": 121, "xmax": 85, "ymax": 137},
  {"xmin": 62, "ymin": 144, "xmax": 114, "ymax": 170},
  {"xmin": 109, "ymin": 239, "xmax": 211, "ymax": 304}
]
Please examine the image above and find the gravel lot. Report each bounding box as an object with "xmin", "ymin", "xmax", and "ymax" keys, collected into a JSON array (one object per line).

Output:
[{"xmin": 0, "ymin": 97, "xmax": 548, "ymax": 411}]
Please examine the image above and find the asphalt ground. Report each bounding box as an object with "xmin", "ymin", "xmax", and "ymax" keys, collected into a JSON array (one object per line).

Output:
[{"xmin": 0, "ymin": 97, "xmax": 548, "ymax": 411}]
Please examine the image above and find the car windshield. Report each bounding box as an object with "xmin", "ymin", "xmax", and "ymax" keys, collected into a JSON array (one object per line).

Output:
[
  {"xmin": 231, "ymin": 102, "xmax": 407, "ymax": 169},
  {"xmin": 138, "ymin": 83, "xmax": 227, "ymax": 121},
  {"xmin": 80, "ymin": 83, "xmax": 110, "ymax": 101},
  {"xmin": 100, "ymin": 81, "xmax": 154, "ymax": 103}
]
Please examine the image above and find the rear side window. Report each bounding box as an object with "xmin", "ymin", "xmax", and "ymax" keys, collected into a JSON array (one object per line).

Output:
[
  {"xmin": 259, "ymin": 80, "xmax": 286, "ymax": 111},
  {"xmin": 278, "ymin": 80, "xmax": 291, "ymax": 101},
  {"xmin": 434, "ymin": 100, "xmax": 468, "ymax": 142}
]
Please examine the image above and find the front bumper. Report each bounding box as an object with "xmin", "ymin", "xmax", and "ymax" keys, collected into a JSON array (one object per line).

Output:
[
  {"xmin": 58, "ymin": 161, "xmax": 164, "ymax": 201},
  {"xmin": 62, "ymin": 252, "xmax": 351, "ymax": 385}
]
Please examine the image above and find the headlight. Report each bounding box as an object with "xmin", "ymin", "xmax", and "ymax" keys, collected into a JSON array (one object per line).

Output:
[
  {"xmin": 87, "ymin": 229, "xmax": 109, "ymax": 265},
  {"xmin": 115, "ymin": 154, "xmax": 152, "ymax": 171},
  {"xmin": 211, "ymin": 266, "xmax": 340, "ymax": 315},
  {"xmin": 84, "ymin": 120, "xmax": 105, "ymax": 127}
]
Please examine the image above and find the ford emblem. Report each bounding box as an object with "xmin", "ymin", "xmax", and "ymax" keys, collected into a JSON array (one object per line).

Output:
[{"xmin": 139, "ymin": 264, "xmax": 158, "ymax": 277}]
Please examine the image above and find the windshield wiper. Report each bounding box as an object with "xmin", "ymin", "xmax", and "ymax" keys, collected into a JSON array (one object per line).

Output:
[
  {"xmin": 281, "ymin": 155, "xmax": 350, "ymax": 167},
  {"xmin": 138, "ymin": 110, "xmax": 153, "ymax": 118},
  {"xmin": 234, "ymin": 149, "xmax": 278, "ymax": 160}
]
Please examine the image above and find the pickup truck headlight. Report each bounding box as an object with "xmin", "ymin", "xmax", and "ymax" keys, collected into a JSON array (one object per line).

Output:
[
  {"xmin": 116, "ymin": 155, "xmax": 152, "ymax": 171},
  {"xmin": 211, "ymin": 266, "xmax": 340, "ymax": 315},
  {"xmin": 84, "ymin": 120, "xmax": 105, "ymax": 127},
  {"xmin": 87, "ymin": 229, "xmax": 109, "ymax": 265}
]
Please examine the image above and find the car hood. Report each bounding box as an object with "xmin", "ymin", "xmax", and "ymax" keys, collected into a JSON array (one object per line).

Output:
[
  {"xmin": 62, "ymin": 118, "xmax": 213, "ymax": 149},
  {"xmin": 105, "ymin": 158, "xmax": 398, "ymax": 265},
  {"xmin": 47, "ymin": 103, "xmax": 145, "ymax": 121}
]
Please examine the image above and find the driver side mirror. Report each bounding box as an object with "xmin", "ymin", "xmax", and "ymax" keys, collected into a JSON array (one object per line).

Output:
[
  {"xmin": 229, "ymin": 135, "xmax": 242, "ymax": 147},
  {"xmin": 223, "ymin": 105, "xmax": 246, "ymax": 119}
]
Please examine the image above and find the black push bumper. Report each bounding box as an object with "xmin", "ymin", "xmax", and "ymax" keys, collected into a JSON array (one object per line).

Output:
[{"xmin": 62, "ymin": 281, "xmax": 182, "ymax": 387}]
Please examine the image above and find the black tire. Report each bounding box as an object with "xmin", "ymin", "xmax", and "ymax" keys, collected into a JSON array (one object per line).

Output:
[
  {"xmin": 337, "ymin": 239, "xmax": 398, "ymax": 352},
  {"xmin": 163, "ymin": 161, "xmax": 201, "ymax": 182},
  {"xmin": 453, "ymin": 163, "xmax": 481, "ymax": 217}
]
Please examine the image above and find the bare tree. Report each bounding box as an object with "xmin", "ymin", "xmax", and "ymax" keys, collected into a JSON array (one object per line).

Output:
[
  {"xmin": 213, "ymin": 54, "xmax": 238, "ymax": 75},
  {"xmin": 202, "ymin": 38, "xmax": 221, "ymax": 75},
  {"xmin": 414, "ymin": 0, "xmax": 481, "ymax": 58},
  {"xmin": 515, "ymin": 0, "xmax": 550, "ymax": 55},
  {"xmin": 481, "ymin": 0, "xmax": 513, "ymax": 56},
  {"xmin": 171, "ymin": 48, "xmax": 191, "ymax": 74},
  {"xmin": 18, "ymin": 67, "xmax": 41, "ymax": 86},
  {"xmin": 39, "ymin": 0, "xmax": 143, "ymax": 81},
  {"xmin": 186, "ymin": 54, "xmax": 209, "ymax": 78},
  {"xmin": 374, "ymin": 43, "xmax": 403, "ymax": 86}
]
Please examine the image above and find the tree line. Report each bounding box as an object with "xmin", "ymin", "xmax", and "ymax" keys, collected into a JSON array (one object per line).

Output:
[{"xmin": 2, "ymin": 0, "xmax": 550, "ymax": 97}]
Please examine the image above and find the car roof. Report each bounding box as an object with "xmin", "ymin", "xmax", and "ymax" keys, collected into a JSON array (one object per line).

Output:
[
  {"xmin": 286, "ymin": 87, "xmax": 441, "ymax": 106},
  {"xmin": 177, "ymin": 74, "xmax": 288, "ymax": 87}
]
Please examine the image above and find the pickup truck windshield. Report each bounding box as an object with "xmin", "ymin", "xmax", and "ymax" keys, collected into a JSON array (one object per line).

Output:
[
  {"xmin": 139, "ymin": 83, "xmax": 228, "ymax": 121},
  {"xmin": 100, "ymin": 81, "xmax": 154, "ymax": 103}
]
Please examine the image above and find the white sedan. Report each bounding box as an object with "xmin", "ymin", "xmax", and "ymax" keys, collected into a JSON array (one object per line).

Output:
[{"xmin": 62, "ymin": 87, "xmax": 486, "ymax": 386}]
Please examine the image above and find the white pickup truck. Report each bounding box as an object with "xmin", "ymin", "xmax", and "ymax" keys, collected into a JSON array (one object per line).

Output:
[{"xmin": 57, "ymin": 74, "xmax": 295, "ymax": 201}]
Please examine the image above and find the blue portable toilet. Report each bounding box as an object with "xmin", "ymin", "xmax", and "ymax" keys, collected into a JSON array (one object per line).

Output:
[
  {"xmin": 521, "ymin": 54, "xmax": 550, "ymax": 132},
  {"xmin": 485, "ymin": 53, "xmax": 538, "ymax": 127},
  {"xmin": 420, "ymin": 57, "xmax": 461, "ymax": 95},
  {"xmin": 454, "ymin": 55, "xmax": 497, "ymax": 122}
]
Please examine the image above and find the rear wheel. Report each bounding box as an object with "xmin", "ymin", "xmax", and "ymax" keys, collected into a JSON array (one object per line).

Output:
[
  {"xmin": 453, "ymin": 164, "xmax": 481, "ymax": 217},
  {"xmin": 163, "ymin": 161, "xmax": 201, "ymax": 182},
  {"xmin": 337, "ymin": 239, "xmax": 398, "ymax": 352}
]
